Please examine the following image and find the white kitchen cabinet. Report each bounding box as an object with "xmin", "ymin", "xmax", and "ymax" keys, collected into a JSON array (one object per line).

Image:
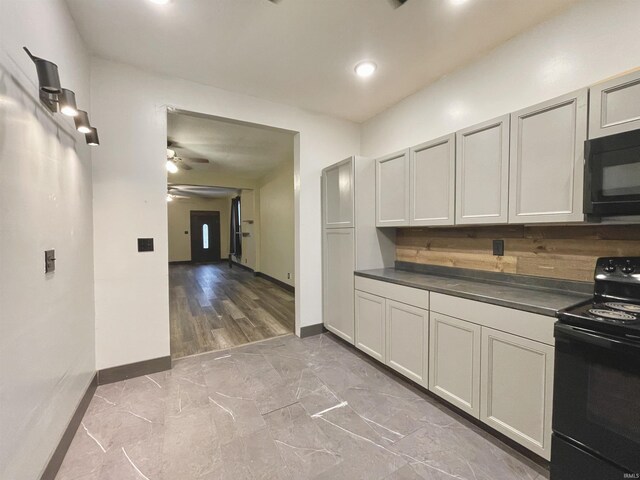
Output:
[
  {"xmin": 385, "ymin": 300, "xmax": 428, "ymax": 386},
  {"xmin": 375, "ymin": 149, "xmax": 410, "ymax": 226},
  {"xmin": 354, "ymin": 290, "xmax": 386, "ymax": 362},
  {"xmin": 509, "ymin": 89, "xmax": 588, "ymax": 223},
  {"xmin": 456, "ymin": 115, "xmax": 510, "ymax": 225},
  {"xmin": 322, "ymin": 157, "xmax": 354, "ymax": 228},
  {"xmin": 589, "ymin": 69, "xmax": 640, "ymax": 139},
  {"xmin": 429, "ymin": 313, "xmax": 481, "ymax": 417},
  {"xmin": 322, "ymin": 228, "xmax": 355, "ymax": 343},
  {"xmin": 480, "ymin": 327, "xmax": 554, "ymax": 460},
  {"xmin": 410, "ymin": 134, "xmax": 456, "ymax": 226}
]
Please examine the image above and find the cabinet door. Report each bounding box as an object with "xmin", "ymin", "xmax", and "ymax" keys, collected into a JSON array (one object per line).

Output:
[
  {"xmin": 376, "ymin": 149, "xmax": 410, "ymax": 226},
  {"xmin": 385, "ymin": 300, "xmax": 428, "ymax": 385},
  {"xmin": 429, "ymin": 313, "xmax": 481, "ymax": 417},
  {"xmin": 509, "ymin": 89, "xmax": 587, "ymax": 224},
  {"xmin": 456, "ymin": 115, "xmax": 509, "ymax": 225},
  {"xmin": 590, "ymin": 69, "xmax": 640, "ymax": 138},
  {"xmin": 322, "ymin": 228, "xmax": 355, "ymax": 343},
  {"xmin": 480, "ymin": 327, "xmax": 554, "ymax": 460},
  {"xmin": 410, "ymin": 134, "xmax": 455, "ymax": 226},
  {"xmin": 354, "ymin": 290, "xmax": 385, "ymax": 362},
  {"xmin": 322, "ymin": 157, "xmax": 354, "ymax": 228}
]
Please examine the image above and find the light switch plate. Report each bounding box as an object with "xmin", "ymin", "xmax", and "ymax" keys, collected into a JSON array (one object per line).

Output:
[{"xmin": 45, "ymin": 250, "xmax": 56, "ymax": 273}]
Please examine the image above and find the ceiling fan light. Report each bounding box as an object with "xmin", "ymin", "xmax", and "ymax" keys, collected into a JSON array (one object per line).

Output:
[
  {"xmin": 166, "ymin": 194, "xmax": 173, "ymax": 202},
  {"xmin": 167, "ymin": 148, "xmax": 176, "ymax": 159},
  {"xmin": 59, "ymin": 88, "xmax": 78, "ymax": 116},
  {"xmin": 74, "ymin": 110, "xmax": 92, "ymax": 133},
  {"xmin": 166, "ymin": 160, "xmax": 179, "ymax": 174},
  {"xmin": 85, "ymin": 127, "xmax": 100, "ymax": 146}
]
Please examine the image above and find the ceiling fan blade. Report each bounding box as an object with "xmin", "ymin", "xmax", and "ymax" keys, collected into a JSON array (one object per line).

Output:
[
  {"xmin": 185, "ymin": 157, "xmax": 210, "ymax": 164},
  {"xmin": 177, "ymin": 162, "xmax": 193, "ymax": 171},
  {"xmin": 167, "ymin": 138, "xmax": 182, "ymax": 148},
  {"xmin": 389, "ymin": 0, "xmax": 408, "ymax": 7}
]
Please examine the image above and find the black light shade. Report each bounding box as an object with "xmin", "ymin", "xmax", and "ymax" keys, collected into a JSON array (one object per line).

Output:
[
  {"xmin": 23, "ymin": 47, "xmax": 61, "ymax": 94},
  {"xmin": 74, "ymin": 110, "xmax": 91, "ymax": 134},
  {"xmin": 59, "ymin": 88, "xmax": 78, "ymax": 116},
  {"xmin": 85, "ymin": 127, "xmax": 100, "ymax": 146}
]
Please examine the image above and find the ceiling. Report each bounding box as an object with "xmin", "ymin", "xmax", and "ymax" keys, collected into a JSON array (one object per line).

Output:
[
  {"xmin": 167, "ymin": 111, "xmax": 295, "ymax": 180},
  {"xmin": 168, "ymin": 184, "xmax": 240, "ymax": 199},
  {"xmin": 65, "ymin": 0, "xmax": 580, "ymax": 123}
]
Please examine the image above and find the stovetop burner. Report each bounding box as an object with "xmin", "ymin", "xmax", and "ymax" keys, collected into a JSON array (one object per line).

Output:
[
  {"xmin": 605, "ymin": 302, "xmax": 640, "ymax": 313},
  {"xmin": 557, "ymin": 257, "xmax": 640, "ymax": 336},
  {"xmin": 588, "ymin": 308, "xmax": 637, "ymax": 322}
]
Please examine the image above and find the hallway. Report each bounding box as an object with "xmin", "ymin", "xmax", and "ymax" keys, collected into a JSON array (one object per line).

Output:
[
  {"xmin": 170, "ymin": 263, "xmax": 294, "ymax": 358},
  {"xmin": 55, "ymin": 334, "xmax": 546, "ymax": 480}
]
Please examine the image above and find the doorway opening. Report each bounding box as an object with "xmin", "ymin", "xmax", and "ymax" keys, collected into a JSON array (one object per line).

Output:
[{"xmin": 166, "ymin": 109, "xmax": 297, "ymax": 359}]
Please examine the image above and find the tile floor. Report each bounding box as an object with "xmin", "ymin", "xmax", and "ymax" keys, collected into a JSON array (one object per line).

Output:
[{"xmin": 56, "ymin": 333, "xmax": 548, "ymax": 480}]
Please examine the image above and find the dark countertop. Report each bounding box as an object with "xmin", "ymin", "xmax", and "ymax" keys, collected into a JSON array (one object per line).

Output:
[{"xmin": 354, "ymin": 266, "xmax": 591, "ymax": 317}]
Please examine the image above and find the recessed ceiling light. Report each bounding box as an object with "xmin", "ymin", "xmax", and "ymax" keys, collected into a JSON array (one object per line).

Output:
[
  {"xmin": 450, "ymin": 0, "xmax": 469, "ymax": 5},
  {"xmin": 149, "ymin": 0, "xmax": 170, "ymax": 4},
  {"xmin": 354, "ymin": 61, "xmax": 377, "ymax": 78}
]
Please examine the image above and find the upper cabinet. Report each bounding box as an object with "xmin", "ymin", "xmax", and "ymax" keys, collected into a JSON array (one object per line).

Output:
[
  {"xmin": 410, "ymin": 134, "xmax": 456, "ymax": 226},
  {"xmin": 509, "ymin": 89, "xmax": 588, "ymax": 224},
  {"xmin": 589, "ymin": 69, "xmax": 640, "ymax": 139},
  {"xmin": 455, "ymin": 115, "xmax": 510, "ymax": 225},
  {"xmin": 376, "ymin": 149, "xmax": 410, "ymax": 226},
  {"xmin": 322, "ymin": 158, "xmax": 354, "ymax": 229}
]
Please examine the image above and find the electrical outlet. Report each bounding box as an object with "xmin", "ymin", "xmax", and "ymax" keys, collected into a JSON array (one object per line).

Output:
[
  {"xmin": 492, "ymin": 239, "xmax": 504, "ymax": 256},
  {"xmin": 45, "ymin": 250, "xmax": 56, "ymax": 273},
  {"xmin": 287, "ymin": 273, "xmax": 291, "ymax": 279}
]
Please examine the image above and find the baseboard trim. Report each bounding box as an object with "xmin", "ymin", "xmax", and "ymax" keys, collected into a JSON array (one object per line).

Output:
[
  {"xmin": 299, "ymin": 323, "xmax": 326, "ymax": 338},
  {"xmin": 231, "ymin": 260, "xmax": 255, "ymax": 273},
  {"xmin": 255, "ymin": 271, "xmax": 295, "ymax": 293},
  {"xmin": 40, "ymin": 373, "xmax": 98, "ymax": 480},
  {"xmin": 97, "ymin": 356, "xmax": 172, "ymax": 385}
]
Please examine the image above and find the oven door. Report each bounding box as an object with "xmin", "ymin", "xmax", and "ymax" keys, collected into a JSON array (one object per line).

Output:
[
  {"xmin": 553, "ymin": 323, "xmax": 640, "ymax": 473},
  {"xmin": 584, "ymin": 129, "xmax": 640, "ymax": 216}
]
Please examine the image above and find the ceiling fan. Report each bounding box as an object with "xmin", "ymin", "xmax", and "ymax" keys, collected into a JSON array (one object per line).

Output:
[
  {"xmin": 267, "ymin": 0, "xmax": 408, "ymax": 6},
  {"xmin": 167, "ymin": 139, "xmax": 211, "ymax": 171}
]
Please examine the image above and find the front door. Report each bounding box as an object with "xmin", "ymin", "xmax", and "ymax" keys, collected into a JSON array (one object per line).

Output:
[{"xmin": 190, "ymin": 211, "xmax": 221, "ymax": 262}]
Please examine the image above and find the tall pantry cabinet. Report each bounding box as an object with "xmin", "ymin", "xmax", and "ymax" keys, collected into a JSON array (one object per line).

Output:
[{"xmin": 322, "ymin": 157, "xmax": 395, "ymax": 343}]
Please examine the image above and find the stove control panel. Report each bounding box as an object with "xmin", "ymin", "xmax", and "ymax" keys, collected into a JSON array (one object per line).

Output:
[{"xmin": 595, "ymin": 257, "xmax": 640, "ymax": 285}]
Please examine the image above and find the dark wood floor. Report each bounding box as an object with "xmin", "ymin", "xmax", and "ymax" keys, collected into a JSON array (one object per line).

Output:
[{"xmin": 169, "ymin": 263, "xmax": 294, "ymax": 358}]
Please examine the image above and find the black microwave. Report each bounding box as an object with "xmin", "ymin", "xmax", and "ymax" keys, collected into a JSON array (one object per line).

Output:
[{"xmin": 584, "ymin": 129, "xmax": 640, "ymax": 217}]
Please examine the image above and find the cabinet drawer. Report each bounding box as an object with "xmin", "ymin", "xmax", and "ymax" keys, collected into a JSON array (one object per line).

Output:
[
  {"xmin": 430, "ymin": 292, "xmax": 554, "ymax": 345},
  {"xmin": 354, "ymin": 276, "xmax": 429, "ymax": 310}
]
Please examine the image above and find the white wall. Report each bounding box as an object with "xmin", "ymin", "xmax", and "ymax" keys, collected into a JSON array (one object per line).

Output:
[
  {"xmin": 168, "ymin": 196, "xmax": 231, "ymax": 262},
  {"xmin": 239, "ymin": 189, "xmax": 258, "ymax": 271},
  {"xmin": 362, "ymin": 0, "xmax": 640, "ymax": 157},
  {"xmin": 0, "ymin": 1, "xmax": 95, "ymax": 479},
  {"xmin": 259, "ymin": 160, "xmax": 295, "ymax": 287},
  {"xmin": 91, "ymin": 58, "xmax": 360, "ymax": 369}
]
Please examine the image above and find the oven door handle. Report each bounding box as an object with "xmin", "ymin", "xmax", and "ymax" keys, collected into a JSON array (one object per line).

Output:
[{"xmin": 555, "ymin": 323, "xmax": 640, "ymax": 354}]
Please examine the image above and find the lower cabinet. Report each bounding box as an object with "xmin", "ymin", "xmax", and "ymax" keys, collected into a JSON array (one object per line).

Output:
[
  {"xmin": 429, "ymin": 313, "xmax": 481, "ymax": 417},
  {"xmin": 353, "ymin": 281, "xmax": 555, "ymax": 461},
  {"xmin": 480, "ymin": 327, "xmax": 554, "ymax": 460},
  {"xmin": 322, "ymin": 228, "xmax": 355, "ymax": 343},
  {"xmin": 386, "ymin": 300, "xmax": 428, "ymax": 386},
  {"xmin": 354, "ymin": 291, "xmax": 386, "ymax": 362}
]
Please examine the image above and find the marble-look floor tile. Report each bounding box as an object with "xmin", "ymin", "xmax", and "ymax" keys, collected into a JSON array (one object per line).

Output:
[{"xmin": 56, "ymin": 334, "xmax": 547, "ymax": 480}]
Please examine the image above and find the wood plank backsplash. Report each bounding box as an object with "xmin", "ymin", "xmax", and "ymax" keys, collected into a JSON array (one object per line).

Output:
[{"xmin": 396, "ymin": 225, "xmax": 640, "ymax": 282}]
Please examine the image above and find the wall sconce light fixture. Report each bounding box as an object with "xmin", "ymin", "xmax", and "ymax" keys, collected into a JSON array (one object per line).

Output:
[
  {"xmin": 24, "ymin": 47, "xmax": 99, "ymax": 147},
  {"xmin": 85, "ymin": 127, "xmax": 100, "ymax": 146},
  {"xmin": 74, "ymin": 110, "xmax": 92, "ymax": 134}
]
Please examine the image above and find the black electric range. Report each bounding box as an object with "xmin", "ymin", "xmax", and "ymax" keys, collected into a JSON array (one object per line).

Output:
[{"xmin": 552, "ymin": 257, "xmax": 640, "ymax": 480}]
